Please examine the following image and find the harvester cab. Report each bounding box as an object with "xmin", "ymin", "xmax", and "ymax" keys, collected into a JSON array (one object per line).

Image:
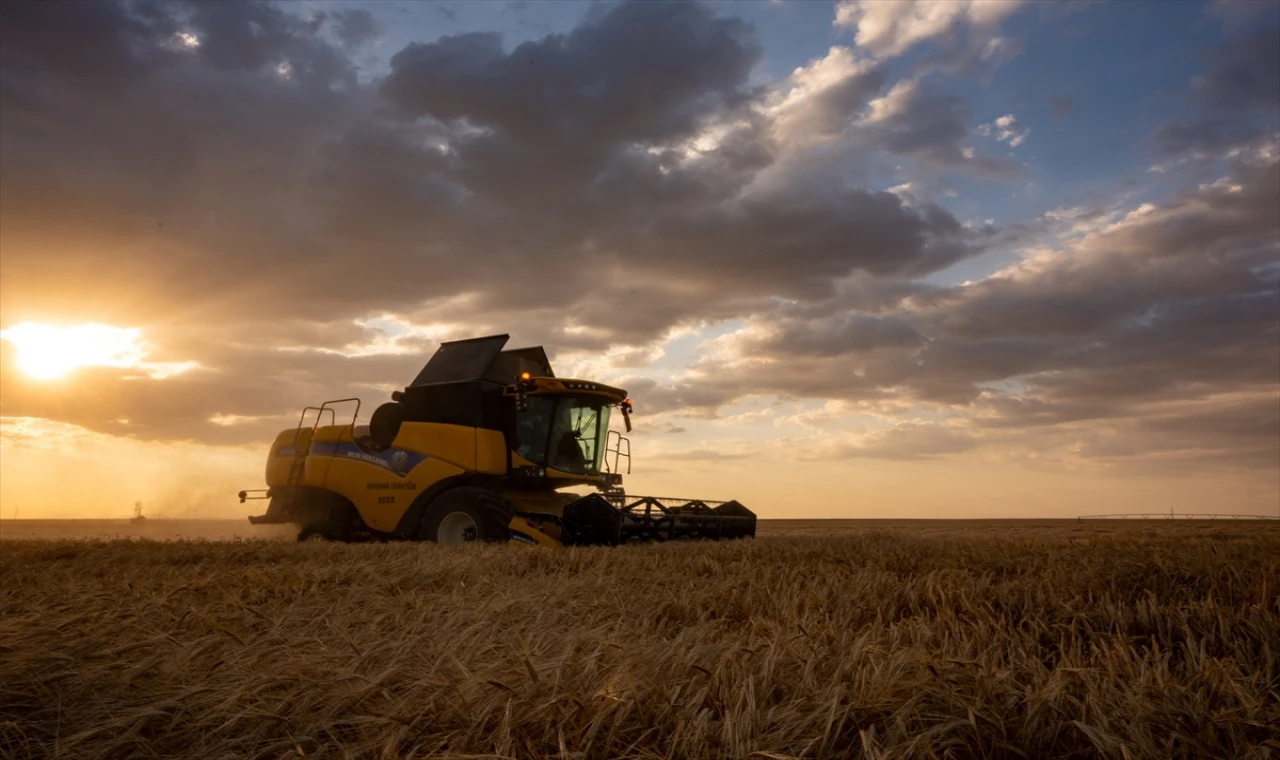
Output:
[{"xmin": 239, "ymin": 334, "xmax": 755, "ymax": 546}]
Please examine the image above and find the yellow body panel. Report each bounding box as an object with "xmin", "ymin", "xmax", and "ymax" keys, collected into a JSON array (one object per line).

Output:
[
  {"xmin": 391, "ymin": 423, "xmax": 479, "ymax": 472},
  {"xmin": 323, "ymin": 455, "xmax": 465, "ymax": 532},
  {"xmin": 309, "ymin": 425, "xmax": 348, "ymax": 442},
  {"xmin": 504, "ymin": 489, "xmax": 578, "ymax": 518},
  {"xmin": 265, "ymin": 428, "xmax": 312, "ymax": 488},
  {"xmin": 265, "ymin": 406, "xmax": 608, "ymax": 541},
  {"xmin": 288, "ymin": 421, "xmax": 514, "ymax": 532},
  {"xmin": 476, "ymin": 429, "xmax": 507, "ymax": 473},
  {"xmin": 507, "ymin": 515, "xmax": 562, "ymax": 547}
]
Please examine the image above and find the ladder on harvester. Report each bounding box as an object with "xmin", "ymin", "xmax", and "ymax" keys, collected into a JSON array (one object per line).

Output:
[
  {"xmin": 281, "ymin": 399, "xmax": 362, "ymax": 497},
  {"xmin": 239, "ymin": 399, "xmax": 360, "ymax": 510}
]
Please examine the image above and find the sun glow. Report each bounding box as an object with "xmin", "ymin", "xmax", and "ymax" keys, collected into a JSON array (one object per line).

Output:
[{"xmin": 0, "ymin": 322, "xmax": 194, "ymax": 380}]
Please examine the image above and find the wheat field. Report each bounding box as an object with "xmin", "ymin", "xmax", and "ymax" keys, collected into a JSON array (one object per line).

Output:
[{"xmin": 1, "ymin": 522, "xmax": 1277, "ymax": 759}]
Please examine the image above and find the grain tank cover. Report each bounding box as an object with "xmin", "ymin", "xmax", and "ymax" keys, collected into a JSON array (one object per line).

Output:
[
  {"xmin": 486, "ymin": 346, "xmax": 554, "ymax": 382},
  {"xmin": 409, "ymin": 335, "xmax": 555, "ymax": 387},
  {"xmin": 399, "ymin": 335, "xmax": 557, "ymax": 432},
  {"xmin": 410, "ymin": 334, "xmax": 511, "ymax": 387}
]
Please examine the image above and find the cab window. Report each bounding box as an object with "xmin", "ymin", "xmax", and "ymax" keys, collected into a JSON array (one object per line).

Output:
[
  {"xmin": 549, "ymin": 398, "xmax": 610, "ymax": 474},
  {"xmin": 513, "ymin": 396, "xmax": 612, "ymax": 474},
  {"xmin": 514, "ymin": 396, "xmax": 555, "ymax": 464}
]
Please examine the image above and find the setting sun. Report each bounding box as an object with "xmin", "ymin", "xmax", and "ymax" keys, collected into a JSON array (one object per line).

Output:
[{"xmin": 0, "ymin": 322, "xmax": 146, "ymax": 380}]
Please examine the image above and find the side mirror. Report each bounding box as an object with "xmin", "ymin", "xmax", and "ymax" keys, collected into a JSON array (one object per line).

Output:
[{"xmin": 621, "ymin": 399, "xmax": 632, "ymax": 432}]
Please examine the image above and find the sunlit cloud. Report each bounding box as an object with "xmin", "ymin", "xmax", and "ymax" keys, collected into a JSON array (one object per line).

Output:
[
  {"xmin": 274, "ymin": 317, "xmax": 467, "ymax": 358},
  {"xmin": 0, "ymin": 322, "xmax": 197, "ymax": 380},
  {"xmin": 160, "ymin": 30, "xmax": 201, "ymax": 52},
  {"xmin": 208, "ymin": 413, "xmax": 280, "ymax": 427},
  {"xmin": 976, "ymin": 113, "xmax": 1029, "ymax": 147}
]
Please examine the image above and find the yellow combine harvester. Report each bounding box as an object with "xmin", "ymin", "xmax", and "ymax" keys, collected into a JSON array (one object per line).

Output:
[{"xmin": 239, "ymin": 334, "xmax": 755, "ymax": 545}]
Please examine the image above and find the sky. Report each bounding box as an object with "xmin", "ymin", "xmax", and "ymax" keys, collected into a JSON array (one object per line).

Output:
[{"xmin": 1, "ymin": 0, "xmax": 1277, "ymax": 520}]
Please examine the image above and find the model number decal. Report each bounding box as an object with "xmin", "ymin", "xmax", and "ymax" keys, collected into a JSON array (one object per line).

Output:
[
  {"xmin": 367, "ymin": 482, "xmax": 417, "ymax": 490},
  {"xmin": 377, "ymin": 496, "xmax": 396, "ymax": 504}
]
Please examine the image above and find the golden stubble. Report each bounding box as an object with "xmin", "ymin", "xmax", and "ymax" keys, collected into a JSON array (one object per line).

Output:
[{"xmin": 1, "ymin": 522, "xmax": 1277, "ymax": 759}]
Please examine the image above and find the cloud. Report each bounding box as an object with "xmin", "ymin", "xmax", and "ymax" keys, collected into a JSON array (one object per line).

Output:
[
  {"xmin": 862, "ymin": 80, "xmax": 1023, "ymax": 177},
  {"xmin": 0, "ymin": 0, "xmax": 1274, "ymax": 482},
  {"xmin": 609, "ymin": 139, "xmax": 1280, "ymax": 471},
  {"xmin": 380, "ymin": 3, "xmax": 762, "ymax": 153},
  {"xmin": 829, "ymin": 0, "xmax": 1029, "ymax": 58},
  {"xmin": 977, "ymin": 113, "xmax": 1028, "ymax": 147},
  {"xmin": 834, "ymin": 0, "xmax": 1024, "ymax": 61},
  {"xmin": 1193, "ymin": 26, "xmax": 1280, "ymax": 111},
  {"xmin": 803, "ymin": 422, "xmax": 979, "ymax": 461},
  {"xmin": 1, "ymin": 1, "xmax": 978, "ymax": 350},
  {"xmin": 330, "ymin": 9, "xmax": 380, "ymax": 49},
  {"xmin": 768, "ymin": 46, "xmax": 886, "ymax": 146},
  {"xmin": 1150, "ymin": 118, "xmax": 1238, "ymax": 164},
  {"xmin": 1206, "ymin": 0, "xmax": 1280, "ymax": 29},
  {"xmin": 1147, "ymin": 28, "xmax": 1278, "ymax": 174}
]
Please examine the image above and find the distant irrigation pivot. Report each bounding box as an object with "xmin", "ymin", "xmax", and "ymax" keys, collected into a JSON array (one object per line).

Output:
[
  {"xmin": 1078, "ymin": 503, "xmax": 1280, "ymax": 521},
  {"xmin": 1077, "ymin": 512, "xmax": 1279, "ymax": 521}
]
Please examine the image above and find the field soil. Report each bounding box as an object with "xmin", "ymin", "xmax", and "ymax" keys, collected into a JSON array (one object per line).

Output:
[{"xmin": 2, "ymin": 521, "xmax": 1277, "ymax": 759}]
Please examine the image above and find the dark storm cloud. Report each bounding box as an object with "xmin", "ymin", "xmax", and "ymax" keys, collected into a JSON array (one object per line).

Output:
[
  {"xmin": 629, "ymin": 143, "xmax": 1280, "ymax": 468},
  {"xmin": 633, "ymin": 188, "xmax": 977, "ymax": 294},
  {"xmin": 1, "ymin": 0, "xmax": 1274, "ymax": 480},
  {"xmin": 865, "ymin": 82, "xmax": 1022, "ymax": 178},
  {"xmin": 331, "ymin": 9, "xmax": 380, "ymax": 49},
  {"xmin": 0, "ymin": 1, "xmax": 178, "ymax": 89},
  {"xmin": 1151, "ymin": 119, "xmax": 1243, "ymax": 160},
  {"xmin": 1195, "ymin": 27, "xmax": 1280, "ymax": 111},
  {"xmin": 878, "ymin": 91, "xmax": 970, "ymax": 156},
  {"xmin": 1152, "ymin": 28, "xmax": 1280, "ymax": 166},
  {"xmin": 1059, "ymin": 393, "xmax": 1280, "ymax": 472},
  {"xmin": 381, "ymin": 1, "xmax": 762, "ymax": 149},
  {"xmin": 0, "ymin": 0, "xmax": 992, "ymax": 443},
  {"xmin": 1, "ymin": 0, "xmax": 980, "ymax": 329}
]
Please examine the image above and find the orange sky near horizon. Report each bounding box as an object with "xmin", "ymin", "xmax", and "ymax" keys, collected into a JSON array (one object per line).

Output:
[{"xmin": 2, "ymin": 373, "xmax": 1276, "ymax": 522}]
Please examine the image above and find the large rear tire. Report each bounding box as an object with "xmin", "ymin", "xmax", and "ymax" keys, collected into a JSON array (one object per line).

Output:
[{"xmin": 418, "ymin": 487, "xmax": 513, "ymax": 544}]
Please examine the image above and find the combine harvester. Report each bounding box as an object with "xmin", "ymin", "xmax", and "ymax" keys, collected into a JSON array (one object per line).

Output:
[{"xmin": 239, "ymin": 334, "xmax": 755, "ymax": 546}]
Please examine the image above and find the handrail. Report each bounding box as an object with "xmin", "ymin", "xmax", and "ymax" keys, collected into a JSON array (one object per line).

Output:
[
  {"xmin": 604, "ymin": 430, "xmax": 631, "ymax": 475},
  {"xmin": 313, "ymin": 398, "xmax": 362, "ymax": 487},
  {"xmin": 316, "ymin": 397, "xmax": 362, "ymax": 437},
  {"xmin": 291, "ymin": 406, "xmax": 336, "ymax": 450}
]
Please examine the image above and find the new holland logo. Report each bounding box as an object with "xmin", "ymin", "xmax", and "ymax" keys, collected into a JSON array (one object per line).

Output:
[
  {"xmin": 344, "ymin": 451, "xmax": 387, "ymax": 467},
  {"xmin": 389, "ymin": 450, "xmax": 409, "ymax": 473}
]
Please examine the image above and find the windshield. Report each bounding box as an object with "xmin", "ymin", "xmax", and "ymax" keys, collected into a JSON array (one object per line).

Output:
[{"xmin": 514, "ymin": 396, "xmax": 611, "ymax": 475}]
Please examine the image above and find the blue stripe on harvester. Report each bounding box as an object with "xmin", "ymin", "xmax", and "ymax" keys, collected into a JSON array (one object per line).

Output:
[{"xmin": 308, "ymin": 441, "xmax": 427, "ymax": 476}]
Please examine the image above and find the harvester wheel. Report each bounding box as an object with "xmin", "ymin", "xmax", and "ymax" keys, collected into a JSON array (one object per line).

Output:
[
  {"xmin": 419, "ymin": 487, "xmax": 513, "ymax": 544},
  {"xmin": 298, "ymin": 522, "xmax": 343, "ymax": 542}
]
